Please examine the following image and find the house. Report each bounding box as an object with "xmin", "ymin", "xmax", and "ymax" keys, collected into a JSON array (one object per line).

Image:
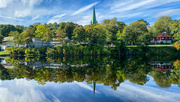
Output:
[
  {"xmin": 0, "ymin": 37, "xmax": 62, "ymax": 49},
  {"xmin": 0, "ymin": 43, "xmax": 11, "ymax": 51},
  {"xmin": 149, "ymin": 61, "xmax": 173, "ymax": 73},
  {"xmin": 151, "ymin": 32, "xmax": 173, "ymax": 45}
]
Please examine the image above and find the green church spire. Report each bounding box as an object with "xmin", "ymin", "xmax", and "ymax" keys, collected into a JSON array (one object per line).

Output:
[
  {"xmin": 92, "ymin": 80, "xmax": 96, "ymax": 94},
  {"xmin": 92, "ymin": 6, "xmax": 97, "ymax": 24}
]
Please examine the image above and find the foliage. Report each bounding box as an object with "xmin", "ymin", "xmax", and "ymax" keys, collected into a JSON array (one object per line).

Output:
[
  {"xmin": 84, "ymin": 24, "xmax": 106, "ymax": 45},
  {"xmin": 9, "ymin": 31, "xmax": 23, "ymax": 45},
  {"xmin": 72, "ymin": 25, "xmax": 85, "ymax": 44},
  {"xmin": 102, "ymin": 17, "xmax": 126, "ymax": 44},
  {"xmin": 152, "ymin": 16, "xmax": 172, "ymax": 36},
  {"xmin": 123, "ymin": 21, "xmax": 148, "ymax": 45},
  {"xmin": 171, "ymin": 19, "xmax": 180, "ymax": 40},
  {"xmin": 0, "ymin": 35, "xmax": 4, "ymax": 44},
  {"xmin": 0, "ymin": 24, "xmax": 25, "ymax": 37},
  {"xmin": 21, "ymin": 28, "xmax": 33, "ymax": 44}
]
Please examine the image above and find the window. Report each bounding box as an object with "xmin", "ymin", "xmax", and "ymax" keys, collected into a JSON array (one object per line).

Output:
[
  {"xmin": 162, "ymin": 37, "xmax": 164, "ymax": 39},
  {"xmin": 169, "ymin": 37, "xmax": 171, "ymax": 39},
  {"xmin": 166, "ymin": 37, "xmax": 167, "ymax": 39}
]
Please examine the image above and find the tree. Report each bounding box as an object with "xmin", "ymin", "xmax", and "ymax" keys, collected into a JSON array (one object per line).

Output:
[
  {"xmin": 0, "ymin": 35, "xmax": 4, "ymax": 44},
  {"xmin": 64, "ymin": 22, "xmax": 76, "ymax": 40},
  {"xmin": 102, "ymin": 17, "xmax": 126, "ymax": 45},
  {"xmin": 137, "ymin": 33, "xmax": 153, "ymax": 47},
  {"xmin": 138, "ymin": 19, "xmax": 149, "ymax": 26},
  {"xmin": 35, "ymin": 24, "xmax": 53, "ymax": 46},
  {"xmin": 43, "ymin": 27, "xmax": 53, "ymax": 42},
  {"xmin": 170, "ymin": 19, "xmax": 180, "ymax": 40},
  {"xmin": 72, "ymin": 25, "xmax": 85, "ymax": 44},
  {"xmin": 123, "ymin": 21, "xmax": 148, "ymax": 45},
  {"xmin": 152, "ymin": 16, "xmax": 172, "ymax": 36},
  {"xmin": 9, "ymin": 31, "xmax": 22, "ymax": 46},
  {"xmin": 84, "ymin": 24, "xmax": 106, "ymax": 45},
  {"xmin": 21, "ymin": 28, "xmax": 33, "ymax": 45},
  {"xmin": 56, "ymin": 26, "xmax": 66, "ymax": 45},
  {"xmin": 52, "ymin": 22, "xmax": 59, "ymax": 36}
]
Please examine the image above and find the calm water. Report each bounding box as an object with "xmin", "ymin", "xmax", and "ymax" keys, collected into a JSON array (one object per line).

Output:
[{"xmin": 0, "ymin": 56, "xmax": 180, "ymax": 102}]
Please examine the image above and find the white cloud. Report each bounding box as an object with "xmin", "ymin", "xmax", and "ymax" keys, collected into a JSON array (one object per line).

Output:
[
  {"xmin": 112, "ymin": 0, "xmax": 156, "ymax": 12},
  {"xmin": 21, "ymin": 0, "xmax": 43, "ymax": 7},
  {"xmin": 32, "ymin": 15, "xmax": 40, "ymax": 21},
  {"xmin": 48, "ymin": 13, "xmax": 66, "ymax": 23},
  {"xmin": 0, "ymin": 79, "xmax": 50, "ymax": 102},
  {"xmin": 153, "ymin": 9, "xmax": 180, "ymax": 18},
  {"xmin": 100, "ymin": 83, "xmax": 180, "ymax": 102},
  {"xmin": 72, "ymin": 1, "xmax": 99, "ymax": 16},
  {"xmin": 0, "ymin": 0, "xmax": 12, "ymax": 8},
  {"xmin": 14, "ymin": 9, "xmax": 31, "ymax": 17},
  {"xmin": 74, "ymin": 81, "xmax": 100, "ymax": 94},
  {"xmin": 0, "ymin": 15, "xmax": 24, "ymax": 21}
]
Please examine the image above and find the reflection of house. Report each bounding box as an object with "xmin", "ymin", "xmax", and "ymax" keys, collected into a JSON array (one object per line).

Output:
[
  {"xmin": 1, "ymin": 59, "xmax": 89, "ymax": 70},
  {"xmin": 150, "ymin": 61, "xmax": 173, "ymax": 73},
  {"xmin": 151, "ymin": 33, "xmax": 173, "ymax": 45},
  {"xmin": 1, "ymin": 59, "xmax": 14, "ymax": 69}
]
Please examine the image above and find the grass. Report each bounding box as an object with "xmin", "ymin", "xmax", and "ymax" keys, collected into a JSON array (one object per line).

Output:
[
  {"xmin": 0, "ymin": 50, "xmax": 10, "ymax": 55},
  {"xmin": 148, "ymin": 45, "xmax": 173, "ymax": 47}
]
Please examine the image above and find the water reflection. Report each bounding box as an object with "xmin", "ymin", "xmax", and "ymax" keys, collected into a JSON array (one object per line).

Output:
[
  {"xmin": 0, "ymin": 56, "xmax": 179, "ymax": 89},
  {"xmin": 0, "ymin": 56, "xmax": 180, "ymax": 101}
]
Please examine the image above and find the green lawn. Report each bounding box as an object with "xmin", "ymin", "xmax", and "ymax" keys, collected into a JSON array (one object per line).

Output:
[
  {"xmin": 148, "ymin": 45, "xmax": 173, "ymax": 47},
  {"xmin": 0, "ymin": 50, "xmax": 10, "ymax": 55}
]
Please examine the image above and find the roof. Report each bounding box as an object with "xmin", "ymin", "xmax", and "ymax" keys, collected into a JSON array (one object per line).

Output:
[
  {"xmin": 156, "ymin": 33, "xmax": 172, "ymax": 38},
  {"xmin": 3, "ymin": 37, "xmax": 14, "ymax": 42},
  {"xmin": 156, "ymin": 68, "xmax": 171, "ymax": 73},
  {"xmin": 0, "ymin": 43, "xmax": 8, "ymax": 45}
]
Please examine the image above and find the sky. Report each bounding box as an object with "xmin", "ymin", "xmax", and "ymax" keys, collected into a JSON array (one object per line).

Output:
[
  {"xmin": 0, "ymin": 0, "xmax": 180, "ymax": 26},
  {"xmin": 0, "ymin": 78, "xmax": 179, "ymax": 102}
]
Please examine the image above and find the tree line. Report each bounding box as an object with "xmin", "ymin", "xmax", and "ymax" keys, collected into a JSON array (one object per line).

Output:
[
  {"xmin": 1, "ymin": 16, "xmax": 180, "ymax": 46},
  {"xmin": 0, "ymin": 56, "xmax": 179, "ymax": 89}
]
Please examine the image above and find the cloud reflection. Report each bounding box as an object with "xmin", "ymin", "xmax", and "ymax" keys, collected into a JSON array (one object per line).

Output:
[{"xmin": 0, "ymin": 79, "xmax": 179, "ymax": 102}]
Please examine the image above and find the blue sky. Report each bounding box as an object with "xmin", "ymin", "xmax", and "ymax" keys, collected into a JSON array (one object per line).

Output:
[
  {"xmin": 0, "ymin": 0, "xmax": 180, "ymax": 26},
  {"xmin": 0, "ymin": 78, "xmax": 179, "ymax": 102}
]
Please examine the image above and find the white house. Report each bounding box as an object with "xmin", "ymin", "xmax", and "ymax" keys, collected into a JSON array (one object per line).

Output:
[
  {"xmin": 0, "ymin": 43, "xmax": 11, "ymax": 51},
  {"xmin": 0, "ymin": 37, "xmax": 62, "ymax": 50}
]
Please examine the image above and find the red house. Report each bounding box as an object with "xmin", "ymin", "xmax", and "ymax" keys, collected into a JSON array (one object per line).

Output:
[
  {"xmin": 149, "ymin": 61, "xmax": 173, "ymax": 73},
  {"xmin": 151, "ymin": 32, "xmax": 173, "ymax": 45}
]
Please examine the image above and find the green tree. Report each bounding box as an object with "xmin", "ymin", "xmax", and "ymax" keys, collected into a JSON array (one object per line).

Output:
[
  {"xmin": 56, "ymin": 26, "xmax": 66, "ymax": 45},
  {"xmin": 84, "ymin": 24, "xmax": 106, "ymax": 45},
  {"xmin": 123, "ymin": 21, "xmax": 148, "ymax": 45},
  {"xmin": 35, "ymin": 24, "xmax": 53, "ymax": 46},
  {"xmin": 171, "ymin": 19, "xmax": 180, "ymax": 40},
  {"xmin": 0, "ymin": 35, "xmax": 4, "ymax": 44},
  {"xmin": 21, "ymin": 28, "xmax": 33, "ymax": 45},
  {"xmin": 102, "ymin": 17, "xmax": 126, "ymax": 45},
  {"xmin": 64, "ymin": 22, "xmax": 76, "ymax": 40},
  {"xmin": 72, "ymin": 25, "xmax": 85, "ymax": 44},
  {"xmin": 152, "ymin": 16, "xmax": 172, "ymax": 36},
  {"xmin": 9, "ymin": 31, "xmax": 22, "ymax": 46},
  {"xmin": 43, "ymin": 27, "xmax": 53, "ymax": 42}
]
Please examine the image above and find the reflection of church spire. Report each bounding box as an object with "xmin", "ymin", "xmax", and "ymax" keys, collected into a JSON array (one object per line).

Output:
[{"xmin": 92, "ymin": 80, "xmax": 96, "ymax": 94}]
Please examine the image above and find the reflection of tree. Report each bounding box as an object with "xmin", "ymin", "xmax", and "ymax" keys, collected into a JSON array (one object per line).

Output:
[
  {"xmin": 0, "ymin": 56, "xmax": 180, "ymax": 89},
  {"xmin": 149, "ymin": 68, "xmax": 171, "ymax": 88},
  {"xmin": 124, "ymin": 58, "xmax": 152, "ymax": 85}
]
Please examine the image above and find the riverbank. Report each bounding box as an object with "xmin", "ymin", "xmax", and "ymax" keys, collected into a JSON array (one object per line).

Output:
[
  {"xmin": 0, "ymin": 50, "xmax": 10, "ymax": 56},
  {"xmin": 1, "ymin": 45, "xmax": 178, "ymax": 57}
]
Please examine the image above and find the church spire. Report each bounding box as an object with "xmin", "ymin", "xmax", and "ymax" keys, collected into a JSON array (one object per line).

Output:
[
  {"xmin": 92, "ymin": 6, "xmax": 97, "ymax": 24},
  {"xmin": 92, "ymin": 80, "xmax": 96, "ymax": 94}
]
